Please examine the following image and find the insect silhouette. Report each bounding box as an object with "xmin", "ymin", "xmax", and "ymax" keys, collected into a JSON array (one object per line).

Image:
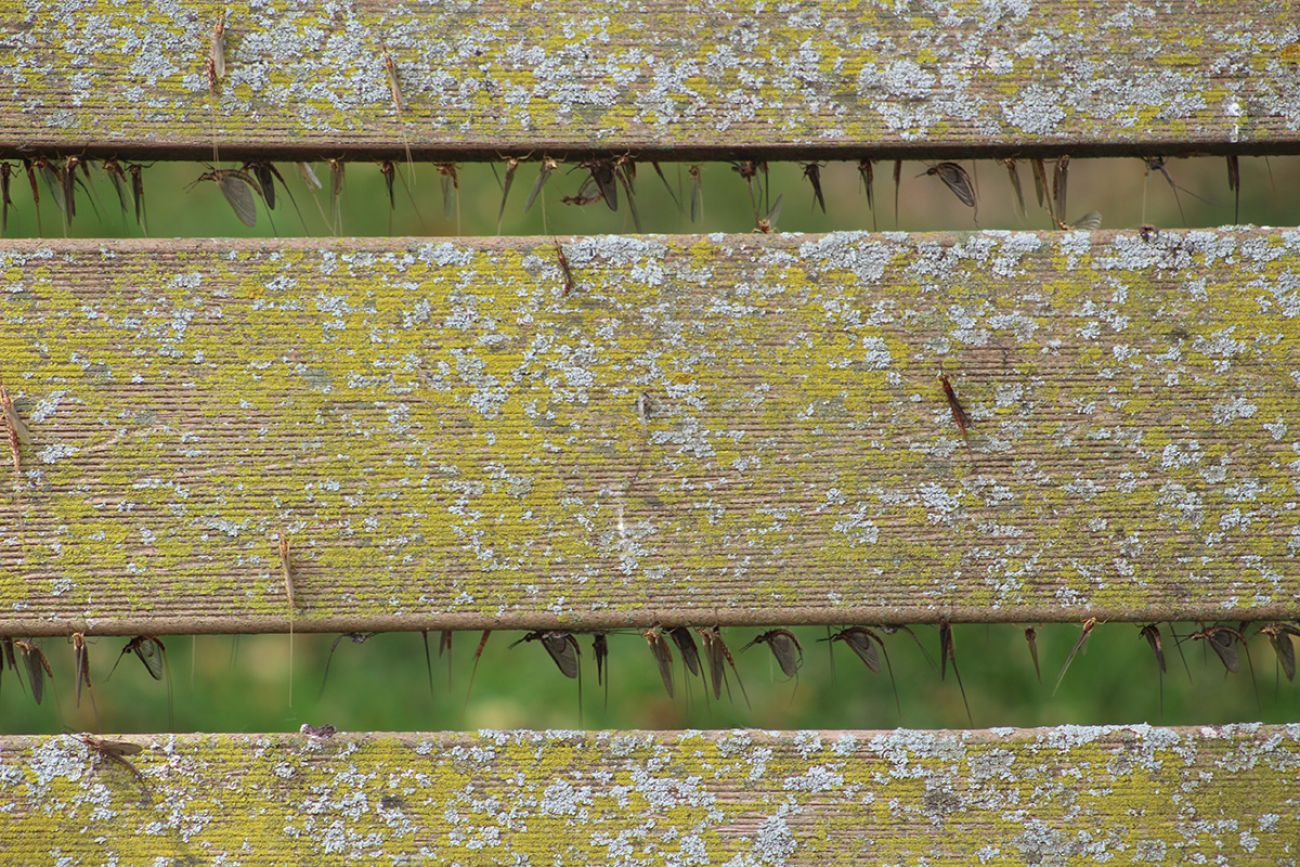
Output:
[
  {"xmin": 613, "ymin": 153, "xmax": 643, "ymax": 231},
  {"xmin": 381, "ymin": 43, "xmax": 416, "ymax": 187},
  {"xmin": 1066, "ymin": 211, "xmax": 1102, "ymax": 230},
  {"xmin": 732, "ymin": 159, "xmax": 762, "ymax": 218},
  {"xmin": 1226, "ymin": 155, "xmax": 1241, "ymax": 224},
  {"xmin": 1024, "ymin": 627, "xmax": 1041, "ymax": 682},
  {"xmin": 439, "ymin": 630, "xmax": 454, "ymax": 685},
  {"xmin": 1052, "ymin": 156, "xmax": 1070, "ymax": 225},
  {"xmin": 14, "ymin": 639, "xmax": 52, "ymax": 705},
  {"xmin": 803, "ymin": 163, "xmax": 827, "ymax": 213},
  {"xmin": 435, "ymin": 163, "xmax": 460, "ymax": 229},
  {"xmin": 496, "ymin": 154, "xmax": 526, "ymax": 232},
  {"xmin": 525, "ymin": 155, "xmax": 560, "ymax": 231},
  {"xmin": 188, "ymin": 167, "xmax": 262, "ymax": 227},
  {"xmin": 1053, "ymin": 617, "xmax": 1096, "ymax": 694},
  {"xmin": 643, "ymin": 627, "xmax": 676, "ymax": 699},
  {"xmin": 1138, "ymin": 624, "xmax": 1167, "ymax": 715},
  {"xmin": 892, "ymin": 160, "xmax": 902, "ymax": 225},
  {"xmin": 1186, "ymin": 623, "xmax": 1261, "ymax": 709},
  {"xmin": 687, "ymin": 164, "xmax": 703, "ymax": 224},
  {"xmin": 109, "ymin": 635, "xmax": 173, "ymax": 726},
  {"xmin": 1003, "ymin": 158, "xmax": 1027, "ymax": 220},
  {"xmin": 938, "ymin": 371, "xmax": 971, "ymax": 444},
  {"xmin": 743, "ymin": 629, "xmax": 803, "ymax": 681},
  {"xmin": 1, "ymin": 636, "xmax": 20, "ymax": 696},
  {"xmin": 243, "ymin": 161, "xmax": 306, "ymax": 229},
  {"xmin": 71, "ymin": 632, "xmax": 95, "ymax": 711},
  {"xmin": 420, "ymin": 630, "xmax": 434, "ymax": 699},
  {"xmin": 100, "ymin": 158, "xmax": 131, "ymax": 224},
  {"xmin": 698, "ymin": 626, "xmax": 749, "ymax": 707},
  {"xmin": 0, "ymin": 161, "xmax": 14, "ymax": 234},
  {"xmin": 824, "ymin": 626, "xmax": 901, "ymax": 718},
  {"xmin": 668, "ymin": 627, "xmax": 702, "ymax": 680},
  {"xmin": 554, "ymin": 240, "xmax": 575, "ymax": 296},
  {"xmin": 464, "ymin": 629, "xmax": 492, "ymax": 709},
  {"xmin": 1141, "ymin": 157, "xmax": 1210, "ymax": 226},
  {"xmin": 127, "ymin": 163, "xmax": 149, "ymax": 234},
  {"xmin": 76, "ymin": 734, "xmax": 148, "ymax": 790},
  {"xmin": 318, "ymin": 632, "xmax": 374, "ymax": 699},
  {"xmin": 512, "ymin": 631, "xmax": 582, "ymax": 716},
  {"xmin": 1257, "ymin": 622, "xmax": 1299, "ymax": 683},
  {"xmin": 593, "ymin": 632, "xmax": 610, "ymax": 708},
  {"xmin": 937, "ymin": 621, "xmax": 973, "ymax": 725},
  {"xmin": 921, "ymin": 162, "xmax": 977, "ymax": 216},
  {"xmin": 1030, "ymin": 158, "xmax": 1052, "ymax": 224},
  {"xmin": 327, "ymin": 158, "xmax": 346, "ymax": 234},
  {"xmin": 857, "ymin": 159, "xmax": 877, "ymax": 230}
]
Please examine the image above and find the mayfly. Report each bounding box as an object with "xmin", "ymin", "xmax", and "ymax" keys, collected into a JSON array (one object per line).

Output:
[
  {"xmin": 439, "ymin": 629, "xmax": 453, "ymax": 685},
  {"xmin": 1, "ymin": 636, "xmax": 20, "ymax": 696},
  {"xmin": 101, "ymin": 159, "xmax": 130, "ymax": 223},
  {"xmin": 938, "ymin": 371, "xmax": 971, "ymax": 444},
  {"xmin": 668, "ymin": 627, "xmax": 702, "ymax": 680},
  {"xmin": 1257, "ymin": 622, "xmax": 1299, "ymax": 682},
  {"xmin": 0, "ymin": 161, "xmax": 13, "ymax": 235},
  {"xmin": 278, "ymin": 531, "xmax": 296, "ymax": 705},
  {"xmin": 1226, "ymin": 155, "xmax": 1241, "ymax": 224},
  {"xmin": 687, "ymin": 164, "xmax": 703, "ymax": 224},
  {"xmin": 244, "ymin": 161, "xmax": 306, "ymax": 229},
  {"xmin": 109, "ymin": 635, "xmax": 171, "ymax": 725},
  {"xmin": 327, "ymin": 158, "xmax": 345, "ymax": 234},
  {"xmin": 1030, "ymin": 158, "xmax": 1053, "ymax": 224},
  {"xmin": 1024, "ymin": 627, "xmax": 1041, "ymax": 682},
  {"xmin": 14, "ymin": 639, "xmax": 52, "ymax": 705},
  {"xmin": 381, "ymin": 43, "xmax": 416, "ymax": 188},
  {"xmin": 744, "ymin": 629, "xmax": 803, "ymax": 681},
  {"xmin": 614, "ymin": 154, "xmax": 644, "ymax": 232},
  {"xmin": 1064, "ymin": 211, "xmax": 1102, "ymax": 231},
  {"xmin": 803, "ymin": 163, "xmax": 827, "ymax": 213},
  {"xmin": 189, "ymin": 167, "xmax": 261, "ymax": 227},
  {"xmin": 435, "ymin": 163, "xmax": 460, "ymax": 229},
  {"xmin": 554, "ymin": 239, "xmax": 575, "ymax": 296},
  {"xmin": 1186, "ymin": 624, "xmax": 1260, "ymax": 709},
  {"xmin": 593, "ymin": 632, "xmax": 610, "ymax": 708},
  {"xmin": 463, "ymin": 629, "xmax": 492, "ymax": 709},
  {"xmin": 300, "ymin": 722, "xmax": 336, "ymax": 738},
  {"xmin": 938, "ymin": 620, "xmax": 973, "ymax": 725},
  {"xmin": 1139, "ymin": 624, "xmax": 1167, "ymax": 715},
  {"xmin": 892, "ymin": 159, "xmax": 902, "ymax": 226},
  {"xmin": 643, "ymin": 627, "xmax": 676, "ymax": 699},
  {"xmin": 207, "ymin": 9, "xmax": 226, "ymax": 161},
  {"xmin": 524, "ymin": 155, "xmax": 560, "ymax": 231},
  {"xmin": 825, "ymin": 626, "xmax": 901, "ymax": 718},
  {"xmin": 127, "ymin": 164, "xmax": 149, "ymax": 234},
  {"xmin": 580, "ymin": 158, "xmax": 618, "ymax": 212},
  {"xmin": 71, "ymin": 632, "xmax": 94, "ymax": 710},
  {"xmin": 1053, "ymin": 617, "xmax": 1097, "ymax": 694},
  {"xmin": 1003, "ymin": 158, "xmax": 1026, "ymax": 220},
  {"xmin": 698, "ymin": 626, "xmax": 749, "ymax": 707},
  {"xmin": 1142, "ymin": 157, "xmax": 1210, "ymax": 226},
  {"xmin": 754, "ymin": 194, "xmax": 783, "ymax": 234},
  {"xmin": 318, "ymin": 632, "xmax": 373, "ymax": 699},
  {"xmin": 77, "ymin": 734, "xmax": 147, "ymax": 786},
  {"xmin": 496, "ymin": 154, "xmax": 525, "ymax": 233},
  {"xmin": 1052, "ymin": 156, "xmax": 1070, "ymax": 226},
  {"xmin": 420, "ymin": 631, "xmax": 434, "ymax": 698},
  {"xmin": 857, "ymin": 159, "xmax": 877, "ymax": 231},
  {"xmin": 921, "ymin": 162, "xmax": 977, "ymax": 215},
  {"xmin": 1, "ymin": 380, "xmax": 31, "ymax": 484},
  {"xmin": 21, "ymin": 157, "xmax": 44, "ymax": 235},
  {"xmin": 512, "ymin": 631, "xmax": 582, "ymax": 716}
]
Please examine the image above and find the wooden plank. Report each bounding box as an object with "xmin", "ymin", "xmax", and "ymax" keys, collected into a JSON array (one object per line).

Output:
[
  {"xmin": 2, "ymin": 1, "xmax": 1299, "ymax": 160},
  {"xmin": 0, "ymin": 231, "xmax": 1296, "ymax": 634},
  {"xmin": 2, "ymin": 727, "xmax": 1297, "ymax": 862}
]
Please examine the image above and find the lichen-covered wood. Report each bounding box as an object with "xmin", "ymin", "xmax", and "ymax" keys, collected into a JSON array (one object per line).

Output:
[
  {"xmin": 0, "ymin": 232, "xmax": 1295, "ymax": 634},
  {"xmin": 1, "ymin": 726, "xmax": 1297, "ymax": 863},
  {"xmin": 1, "ymin": 0, "xmax": 1298, "ymax": 159}
]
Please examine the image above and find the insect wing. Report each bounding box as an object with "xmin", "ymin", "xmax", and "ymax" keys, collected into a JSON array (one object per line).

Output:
[
  {"xmin": 541, "ymin": 632, "xmax": 579, "ymax": 679},
  {"xmin": 836, "ymin": 628, "xmax": 880, "ymax": 672},
  {"xmin": 1207, "ymin": 629, "xmax": 1239, "ymax": 673},
  {"xmin": 131, "ymin": 636, "xmax": 166, "ymax": 681},
  {"xmin": 644, "ymin": 630, "xmax": 675, "ymax": 698},
  {"xmin": 763, "ymin": 629, "xmax": 803, "ymax": 679},
  {"xmin": 1024, "ymin": 627, "xmax": 1041, "ymax": 682},
  {"xmin": 1052, "ymin": 618, "xmax": 1095, "ymax": 694},
  {"xmin": 1268, "ymin": 629, "xmax": 1295, "ymax": 681},
  {"xmin": 1071, "ymin": 210, "xmax": 1102, "ymax": 230},
  {"xmin": 1140, "ymin": 625, "xmax": 1166, "ymax": 673},
  {"xmin": 216, "ymin": 172, "xmax": 258, "ymax": 227},
  {"xmin": 930, "ymin": 162, "xmax": 975, "ymax": 208},
  {"xmin": 668, "ymin": 627, "xmax": 701, "ymax": 677},
  {"xmin": 1003, "ymin": 158, "xmax": 1026, "ymax": 218}
]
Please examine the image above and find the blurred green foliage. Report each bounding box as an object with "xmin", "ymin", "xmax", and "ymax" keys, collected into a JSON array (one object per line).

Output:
[{"xmin": 1, "ymin": 153, "xmax": 1297, "ymax": 733}]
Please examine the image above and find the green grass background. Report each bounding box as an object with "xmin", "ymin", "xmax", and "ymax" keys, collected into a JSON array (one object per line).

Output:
[{"xmin": 2, "ymin": 154, "xmax": 1297, "ymax": 734}]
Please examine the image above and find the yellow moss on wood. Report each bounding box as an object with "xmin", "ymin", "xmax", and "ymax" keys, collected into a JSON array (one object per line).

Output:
[
  {"xmin": 1, "ymin": 727, "xmax": 1297, "ymax": 863},
  {"xmin": 0, "ymin": 231, "xmax": 1297, "ymax": 634},
  {"xmin": 0, "ymin": 0, "xmax": 1297, "ymax": 155}
]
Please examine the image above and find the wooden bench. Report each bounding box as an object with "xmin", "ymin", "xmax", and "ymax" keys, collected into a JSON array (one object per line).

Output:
[{"xmin": 1, "ymin": 3, "xmax": 1297, "ymax": 862}]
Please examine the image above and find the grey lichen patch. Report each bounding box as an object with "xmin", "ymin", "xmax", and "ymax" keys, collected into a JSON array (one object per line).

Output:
[
  {"xmin": 1, "ymin": 727, "xmax": 1297, "ymax": 863},
  {"xmin": 2, "ymin": 0, "xmax": 1298, "ymax": 152}
]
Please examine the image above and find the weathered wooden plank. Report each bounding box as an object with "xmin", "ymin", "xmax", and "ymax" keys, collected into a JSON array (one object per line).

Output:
[
  {"xmin": 2, "ymin": 1, "xmax": 1299, "ymax": 160},
  {"xmin": 0, "ymin": 231, "xmax": 1295, "ymax": 634},
  {"xmin": 2, "ymin": 727, "xmax": 1297, "ymax": 863}
]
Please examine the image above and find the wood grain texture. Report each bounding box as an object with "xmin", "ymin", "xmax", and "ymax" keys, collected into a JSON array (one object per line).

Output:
[
  {"xmin": 2, "ymin": 726, "xmax": 1297, "ymax": 863},
  {"xmin": 1, "ymin": 0, "xmax": 1299, "ymax": 160},
  {"xmin": 0, "ymin": 231, "xmax": 1296, "ymax": 635}
]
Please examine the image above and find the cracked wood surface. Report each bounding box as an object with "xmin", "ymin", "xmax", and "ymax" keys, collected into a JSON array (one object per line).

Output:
[
  {"xmin": 1, "ymin": 726, "xmax": 1297, "ymax": 863},
  {"xmin": 1, "ymin": 0, "xmax": 1299, "ymax": 160},
  {"xmin": 0, "ymin": 231, "xmax": 1296, "ymax": 635}
]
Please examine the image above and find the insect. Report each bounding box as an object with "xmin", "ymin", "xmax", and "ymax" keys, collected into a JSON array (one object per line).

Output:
[
  {"xmin": 803, "ymin": 163, "xmax": 827, "ymax": 213},
  {"xmin": 1185, "ymin": 624, "xmax": 1247, "ymax": 674},
  {"xmin": 435, "ymin": 162, "xmax": 460, "ymax": 228},
  {"xmin": 439, "ymin": 629, "xmax": 454, "ymax": 685},
  {"xmin": 921, "ymin": 162, "xmax": 977, "ymax": 214},
  {"xmin": 318, "ymin": 632, "xmax": 374, "ymax": 699},
  {"xmin": 1053, "ymin": 617, "xmax": 1097, "ymax": 694},
  {"xmin": 649, "ymin": 160, "xmax": 679, "ymax": 209},
  {"xmin": 857, "ymin": 159, "xmax": 877, "ymax": 231},
  {"xmin": 892, "ymin": 159, "xmax": 902, "ymax": 225},
  {"xmin": 300, "ymin": 723, "xmax": 336, "ymax": 738},
  {"xmin": 938, "ymin": 371, "xmax": 971, "ymax": 443},
  {"xmin": 754, "ymin": 194, "xmax": 783, "ymax": 234},
  {"xmin": 1052, "ymin": 155, "xmax": 1070, "ymax": 225},
  {"xmin": 188, "ymin": 167, "xmax": 262, "ymax": 227},
  {"xmin": 327, "ymin": 158, "xmax": 346, "ymax": 234},
  {"xmin": 419, "ymin": 630, "xmax": 434, "ymax": 698},
  {"xmin": 464, "ymin": 629, "xmax": 492, "ymax": 709},
  {"xmin": 100, "ymin": 158, "xmax": 131, "ymax": 223},
  {"xmin": 20, "ymin": 157, "xmax": 44, "ymax": 235},
  {"xmin": 612, "ymin": 153, "xmax": 643, "ymax": 231},
  {"xmin": 524, "ymin": 155, "xmax": 560, "ymax": 229},
  {"xmin": 593, "ymin": 632, "xmax": 609, "ymax": 708},
  {"xmin": 1030, "ymin": 158, "xmax": 1052, "ymax": 223},
  {"xmin": 14, "ymin": 639, "xmax": 52, "ymax": 705},
  {"xmin": 1, "ymin": 636, "xmax": 20, "ymax": 696},
  {"xmin": 111, "ymin": 635, "xmax": 173, "ymax": 725},
  {"xmin": 1226, "ymin": 154, "xmax": 1240, "ymax": 224},
  {"xmin": 1024, "ymin": 627, "xmax": 1041, "ymax": 682},
  {"xmin": 1003, "ymin": 158, "xmax": 1026, "ymax": 220},
  {"xmin": 127, "ymin": 163, "xmax": 149, "ymax": 234},
  {"xmin": 824, "ymin": 626, "xmax": 901, "ymax": 718},
  {"xmin": 1139, "ymin": 624, "xmax": 1167, "ymax": 715},
  {"xmin": 1, "ymin": 380, "xmax": 31, "ymax": 484},
  {"xmin": 496, "ymin": 154, "xmax": 525, "ymax": 232},
  {"xmin": 0, "ymin": 161, "xmax": 14, "ymax": 234},
  {"xmin": 687, "ymin": 164, "xmax": 703, "ymax": 224},
  {"xmin": 1064, "ymin": 211, "xmax": 1102, "ymax": 231},
  {"xmin": 381, "ymin": 43, "xmax": 416, "ymax": 187},
  {"xmin": 554, "ymin": 240, "xmax": 575, "ymax": 296},
  {"xmin": 512, "ymin": 631, "xmax": 582, "ymax": 716},
  {"xmin": 580, "ymin": 159, "xmax": 619, "ymax": 212},
  {"xmin": 1257, "ymin": 622, "xmax": 1299, "ymax": 682},
  {"xmin": 743, "ymin": 629, "xmax": 803, "ymax": 680},
  {"xmin": 698, "ymin": 626, "xmax": 749, "ymax": 707},
  {"xmin": 667, "ymin": 627, "xmax": 702, "ymax": 680},
  {"xmin": 643, "ymin": 627, "xmax": 676, "ymax": 699},
  {"xmin": 207, "ymin": 10, "xmax": 227, "ymax": 162},
  {"xmin": 938, "ymin": 620, "xmax": 973, "ymax": 725},
  {"xmin": 72, "ymin": 632, "xmax": 94, "ymax": 710},
  {"xmin": 76, "ymin": 734, "xmax": 147, "ymax": 785},
  {"xmin": 242, "ymin": 161, "xmax": 305, "ymax": 228},
  {"xmin": 278, "ymin": 531, "xmax": 296, "ymax": 704}
]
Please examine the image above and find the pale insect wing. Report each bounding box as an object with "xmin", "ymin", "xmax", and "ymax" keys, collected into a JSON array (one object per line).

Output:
[
  {"xmin": 134, "ymin": 637, "xmax": 165, "ymax": 681},
  {"xmin": 218, "ymin": 173, "xmax": 258, "ymax": 227},
  {"xmin": 1071, "ymin": 210, "xmax": 1102, "ymax": 230},
  {"xmin": 842, "ymin": 629, "xmax": 880, "ymax": 673},
  {"xmin": 936, "ymin": 162, "xmax": 976, "ymax": 208},
  {"xmin": 1209, "ymin": 631, "xmax": 1239, "ymax": 673},
  {"xmin": 770, "ymin": 631, "xmax": 802, "ymax": 679}
]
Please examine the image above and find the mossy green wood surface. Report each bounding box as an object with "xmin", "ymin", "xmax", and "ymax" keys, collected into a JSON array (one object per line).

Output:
[
  {"xmin": 1, "ymin": 727, "xmax": 1297, "ymax": 863},
  {"xmin": 0, "ymin": 231, "xmax": 1297, "ymax": 635},
  {"xmin": 1, "ymin": 0, "xmax": 1299, "ymax": 158}
]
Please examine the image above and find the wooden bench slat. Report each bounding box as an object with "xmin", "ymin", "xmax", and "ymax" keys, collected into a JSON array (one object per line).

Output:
[
  {"xmin": 0, "ymin": 231, "xmax": 1295, "ymax": 634},
  {"xmin": 3, "ymin": 727, "xmax": 1297, "ymax": 861},
  {"xmin": 3, "ymin": 1, "xmax": 1299, "ymax": 159}
]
